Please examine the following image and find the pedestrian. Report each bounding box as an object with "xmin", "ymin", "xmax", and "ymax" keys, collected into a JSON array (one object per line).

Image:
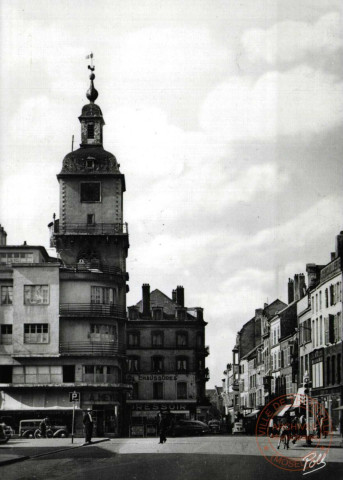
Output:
[
  {"xmin": 83, "ymin": 408, "xmax": 93, "ymax": 444},
  {"xmin": 316, "ymin": 415, "xmax": 322, "ymax": 439},
  {"xmin": 158, "ymin": 412, "xmax": 168, "ymax": 444},
  {"xmin": 39, "ymin": 417, "xmax": 51, "ymax": 438},
  {"xmin": 291, "ymin": 415, "xmax": 300, "ymax": 444}
]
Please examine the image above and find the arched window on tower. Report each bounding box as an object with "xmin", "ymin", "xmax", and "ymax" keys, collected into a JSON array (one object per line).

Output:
[{"xmin": 87, "ymin": 123, "xmax": 95, "ymax": 139}]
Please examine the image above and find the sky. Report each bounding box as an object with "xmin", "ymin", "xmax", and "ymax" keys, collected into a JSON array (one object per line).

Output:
[{"xmin": 0, "ymin": 0, "xmax": 343, "ymax": 388}]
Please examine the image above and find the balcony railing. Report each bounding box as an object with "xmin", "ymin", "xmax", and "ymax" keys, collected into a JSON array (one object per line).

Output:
[
  {"xmin": 60, "ymin": 341, "xmax": 125, "ymax": 356},
  {"xmin": 55, "ymin": 223, "xmax": 128, "ymax": 235},
  {"xmin": 60, "ymin": 303, "xmax": 126, "ymax": 318},
  {"xmin": 60, "ymin": 263, "xmax": 123, "ymax": 276}
]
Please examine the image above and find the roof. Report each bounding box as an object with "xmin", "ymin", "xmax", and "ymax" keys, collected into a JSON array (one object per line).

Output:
[
  {"xmin": 58, "ymin": 146, "xmax": 122, "ymax": 177},
  {"xmin": 0, "ymin": 245, "xmax": 52, "ymax": 262}
]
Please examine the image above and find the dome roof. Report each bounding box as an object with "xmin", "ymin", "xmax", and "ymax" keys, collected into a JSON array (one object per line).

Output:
[
  {"xmin": 79, "ymin": 103, "xmax": 104, "ymax": 119},
  {"xmin": 59, "ymin": 146, "xmax": 120, "ymax": 175}
]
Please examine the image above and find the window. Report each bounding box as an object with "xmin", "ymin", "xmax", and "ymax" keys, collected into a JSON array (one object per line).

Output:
[
  {"xmin": 21, "ymin": 366, "xmax": 62, "ymax": 384},
  {"xmin": 176, "ymin": 357, "xmax": 188, "ymax": 372},
  {"xmin": 151, "ymin": 332, "xmax": 163, "ymax": 347},
  {"xmin": 0, "ymin": 366, "xmax": 12, "ymax": 383},
  {"xmin": 90, "ymin": 323, "xmax": 117, "ymax": 341},
  {"xmin": 177, "ymin": 382, "xmax": 187, "ymax": 399},
  {"xmin": 326, "ymin": 357, "xmax": 330, "ymax": 385},
  {"xmin": 152, "ymin": 356, "xmax": 164, "ymax": 373},
  {"xmin": 87, "ymin": 214, "xmax": 95, "ymax": 225},
  {"xmin": 176, "ymin": 308, "xmax": 186, "ymax": 320},
  {"xmin": 63, "ymin": 365, "xmax": 75, "ymax": 383},
  {"xmin": 1, "ymin": 286, "xmax": 13, "ymax": 305},
  {"xmin": 24, "ymin": 285, "xmax": 49, "ymax": 305},
  {"xmin": 87, "ymin": 123, "xmax": 94, "ymax": 139},
  {"xmin": 80, "ymin": 182, "xmax": 101, "ymax": 202},
  {"xmin": 152, "ymin": 308, "xmax": 163, "ymax": 320},
  {"xmin": 332, "ymin": 356, "xmax": 336, "ymax": 385},
  {"xmin": 319, "ymin": 316, "xmax": 323, "ymax": 345},
  {"xmin": 91, "ymin": 286, "xmax": 116, "ymax": 304},
  {"xmin": 319, "ymin": 291, "xmax": 322, "ymax": 310},
  {"xmin": 82, "ymin": 365, "xmax": 118, "ymax": 383},
  {"xmin": 0, "ymin": 253, "xmax": 33, "ymax": 264},
  {"xmin": 316, "ymin": 294, "xmax": 318, "ymax": 312},
  {"xmin": 153, "ymin": 382, "xmax": 163, "ymax": 400},
  {"xmin": 330, "ymin": 285, "xmax": 335, "ymax": 306},
  {"xmin": 176, "ymin": 332, "xmax": 188, "ymax": 347},
  {"xmin": 128, "ymin": 357, "xmax": 139, "ymax": 373},
  {"xmin": 337, "ymin": 354, "xmax": 341, "ymax": 384},
  {"xmin": 127, "ymin": 332, "xmax": 140, "ymax": 347},
  {"xmin": 24, "ymin": 324, "xmax": 49, "ymax": 343},
  {"xmin": 325, "ymin": 289, "xmax": 328, "ymax": 308},
  {"xmin": 0, "ymin": 325, "xmax": 12, "ymax": 344}
]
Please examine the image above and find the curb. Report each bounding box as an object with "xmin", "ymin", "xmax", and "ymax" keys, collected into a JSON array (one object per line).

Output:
[{"xmin": 0, "ymin": 438, "xmax": 111, "ymax": 467}]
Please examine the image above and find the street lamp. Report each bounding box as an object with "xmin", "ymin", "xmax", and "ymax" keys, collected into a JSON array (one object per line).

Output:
[{"xmin": 303, "ymin": 371, "xmax": 311, "ymax": 446}]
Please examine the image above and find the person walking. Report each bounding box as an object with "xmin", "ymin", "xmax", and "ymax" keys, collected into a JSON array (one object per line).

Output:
[
  {"xmin": 83, "ymin": 408, "xmax": 93, "ymax": 444},
  {"xmin": 39, "ymin": 417, "xmax": 51, "ymax": 438},
  {"xmin": 158, "ymin": 412, "xmax": 168, "ymax": 444}
]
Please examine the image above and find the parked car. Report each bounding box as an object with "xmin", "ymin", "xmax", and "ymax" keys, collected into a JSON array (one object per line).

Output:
[
  {"xmin": 0, "ymin": 424, "xmax": 10, "ymax": 444},
  {"xmin": 0, "ymin": 422, "xmax": 14, "ymax": 438},
  {"xmin": 168, "ymin": 420, "xmax": 210, "ymax": 437},
  {"xmin": 19, "ymin": 419, "xmax": 69, "ymax": 438},
  {"xmin": 232, "ymin": 421, "xmax": 246, "ymax": 435},
  {"xmin": 208, "ymin": 419, "xmax": 221, "ymax": 433}
]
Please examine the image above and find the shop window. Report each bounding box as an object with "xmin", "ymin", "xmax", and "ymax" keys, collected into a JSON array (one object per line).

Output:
[
  {"xmin": 177, "ymin": 382, "xmax": 187, "ymax": 399},
  {"xmin": 24, "ymin": 285, "xmax": 49, "ymax": 305},
  {"xmin": 153, "ymin": 382, "xmax": 163, "ymax": 400},
  {"xmin": 80, "ymin": 182, "xmax": 101, "ymax": 202},
  {"xmin": 1, "ymin": 286, "xmax": 13, "ymax": 305},
  {"xmin": 63, "ymin": 365, "xmax": 75, "ymax": 383},
  {"xmin": 152, "ymin": 356, "xmax": 164, "ymax": 373},
  {"xmin": 0, "ymin": 324, "xmax": 12, "ymax": 344},
  {"xmin": 0, "ymin": 365, "xmax": 12, "ymax": 383},
  {"xmin": 24, "ymin": 324, "xmax": 49, "ymax": 343}
]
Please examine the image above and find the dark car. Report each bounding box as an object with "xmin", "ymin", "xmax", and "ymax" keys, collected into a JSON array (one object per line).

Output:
[
  {"xmin": 168, "ymin": 420, "xmax": 210, "ymax": 437},
  {"xmin": 208, "ymin": 419, "xmax": 221, "ymax": 433},
  {"xmin": 19, "ymin": 419, "xmax": 69, "ymax": 438}
]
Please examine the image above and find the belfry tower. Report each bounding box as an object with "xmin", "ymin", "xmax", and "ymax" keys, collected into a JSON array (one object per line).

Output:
[{"xmin": 50, "ymin": 62, "xmax": 130, "ymax": 436}]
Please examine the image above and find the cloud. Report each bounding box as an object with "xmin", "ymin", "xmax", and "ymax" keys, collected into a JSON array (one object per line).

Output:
[
  {"xmin": 241, "ymin": 11, "xmax": 343, "ymax": 65},
  {"xmin": 200, "ymin": 66, "xmax": 343, "ymax": 141}
]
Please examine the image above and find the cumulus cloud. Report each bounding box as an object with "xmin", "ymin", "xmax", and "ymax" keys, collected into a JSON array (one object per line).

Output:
[
  {"xmin": 242, "ymin": 11, "xmax": 343, "ymax": 65},
  {"xmin": 200, "ymin": 66, "xmax": 343, "ymax": 140}
]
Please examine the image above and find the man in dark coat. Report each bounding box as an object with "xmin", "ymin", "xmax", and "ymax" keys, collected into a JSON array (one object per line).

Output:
[{"xmin": 83, "ymin": 408, "xmax": 93, "ymax": 444}]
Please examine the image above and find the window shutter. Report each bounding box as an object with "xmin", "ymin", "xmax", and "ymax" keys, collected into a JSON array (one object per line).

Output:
[
  {"xmin": 325, "ymin": 317, "xmax": 329, "ymax": 344},
  {"xmin": 329, "ymin": 314, "xmax": 335, "ymax": 344}
]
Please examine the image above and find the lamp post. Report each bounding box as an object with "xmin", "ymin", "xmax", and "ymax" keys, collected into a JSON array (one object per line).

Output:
[{"xmin": 303, "ymin": 371, "xmax": 311, "ymax": 446}]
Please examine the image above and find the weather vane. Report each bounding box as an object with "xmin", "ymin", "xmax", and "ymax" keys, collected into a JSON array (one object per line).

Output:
[{"xmin": 86, "ymin": 52, "xmax": 95, "ymax": 71}]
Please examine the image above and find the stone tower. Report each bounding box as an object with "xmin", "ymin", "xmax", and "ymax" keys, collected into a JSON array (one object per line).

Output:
[{"xmin": 49, "ymin": 63, "xmax": 130, "ymax": 436}]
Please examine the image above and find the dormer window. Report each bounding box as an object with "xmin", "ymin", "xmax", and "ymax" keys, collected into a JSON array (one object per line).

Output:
[
  {"xmin": 86, "ymin": 158, "xmax": 95, "ymax": 169},
  {"xmin": 87, "ymin": 123, "xmax": 95, "ymax": 139}
]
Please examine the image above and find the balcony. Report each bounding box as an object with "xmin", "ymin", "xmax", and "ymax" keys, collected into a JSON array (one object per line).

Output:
[
  {"xmin": 60, "ymin": 263, "xmax": 124, "ymax": 276},
  {"xmin": 60, "ymin": 303, "xmax": 126, "ymax": 318},
  {"xmin": 60, "ymin": 341, "xmax": 125, "ymax": 356},
  {"xmin": 54, "ymin": 223, "xmax": 128, "ymax": 235}
]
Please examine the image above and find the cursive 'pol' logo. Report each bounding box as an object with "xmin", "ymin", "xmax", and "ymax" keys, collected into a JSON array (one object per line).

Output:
[{"xmin": 303, "ymin": 452, "xmax": 327, "ymax": 475}]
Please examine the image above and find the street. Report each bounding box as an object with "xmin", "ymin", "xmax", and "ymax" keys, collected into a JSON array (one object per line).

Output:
[{"xmin": 1, "ymin": 435, "xmax": 343, "ymax": 480}]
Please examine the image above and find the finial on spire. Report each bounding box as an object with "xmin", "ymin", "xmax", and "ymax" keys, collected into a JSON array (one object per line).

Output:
[{"xmin": 85, "ymin": 53, "xmax": 98, "ymax": 103}]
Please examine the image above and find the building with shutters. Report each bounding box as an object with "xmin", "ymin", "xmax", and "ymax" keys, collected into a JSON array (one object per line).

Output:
[
  {"xmin": 0, "ymin": 65, "xmax": 130, "ymax": 436},
  {"xmin": 125, "ymin": 284, "xmax": 209, "ymax": 437}
]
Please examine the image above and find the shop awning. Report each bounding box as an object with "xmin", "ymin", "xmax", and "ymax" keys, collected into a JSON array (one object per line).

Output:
[
  {"xmin": 245, "ymin": 409, "xmax": 260, "ymax": 418},
  {"xmin": 0, "ymin": 392, "xmax": 79, "ymax": 410},
  {"xmin": 292, "ymin": 388, "xmax": 305, "ymax": 408},
  {"xmin": 275, "ymin": 404, "xmax": 292, "ymax": 417}
]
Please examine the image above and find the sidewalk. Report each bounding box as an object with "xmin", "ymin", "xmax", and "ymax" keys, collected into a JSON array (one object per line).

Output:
[{"xmin": 0, "ymin": 437, "xmax": 110, "ymax": 467}]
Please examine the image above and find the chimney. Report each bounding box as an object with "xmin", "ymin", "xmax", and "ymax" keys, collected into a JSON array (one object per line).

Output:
[
  {"xmin": 172, "ymin": 289, "xmax": 177, "ymax": 302},
  {"xmin": 294, "ymin": 274, "xmax": 306, "ymax": 301},
  {"xmin": 331, "ymin": 252, "xmax": 335, "ymax": 261},
  {"xmin": 176, "ymin": 286, "xmax": 184, "ymax": 307},
  {"xmin": 306, "ymin": 264, "xmax": 320, "ymax": 289},
  {"xmin": 0, "ymin": 225, "xmax": 7, "ymax": 246},
  {"xmin": 335, "ymin": 231, "xmax": 343, "ymax": 263},
  {"xmin": 288, "ymin": 278, "xmax": 294, "ymax": 304},
  {"xmin": 142, "ymin": 284, "xmax": 150, "ymax": 316}
]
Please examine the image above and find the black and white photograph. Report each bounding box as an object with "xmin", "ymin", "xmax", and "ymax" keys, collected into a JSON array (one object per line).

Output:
[{"xmin": 0, "ymin": 1, "xmax": 342, "ymax": 478}]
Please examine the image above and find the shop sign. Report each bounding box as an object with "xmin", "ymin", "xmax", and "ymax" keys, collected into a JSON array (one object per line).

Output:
[
  {"xmin": 138, "ymin": 375, "xmax": 177, "ymax": 381},
  {"xmin": 131, "ymin": 403, "xmax": 189, "ymax": 412},
  {"xmin": 83, "ymin": 391, "xmax": 118, "ymax": 404}
]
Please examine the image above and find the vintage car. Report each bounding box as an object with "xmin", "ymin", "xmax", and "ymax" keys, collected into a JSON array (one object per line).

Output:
[
  {"xmin": 168, "ymin": 419, "xmax": 210, "ymax": 437},
  {"xmin": 0, "ymin": 424, "xmax": 10, "ymax": 444},
  {"xmin": 208, "ymin": 419, "xmax": 221, "ymax": 433},
  {"xmin": 232, "ymin": 421, "xmax": 246, "ymax": 435},
  {"xmin": 19, "ymin": 419, "xmax": 69, "ymax": 438}
]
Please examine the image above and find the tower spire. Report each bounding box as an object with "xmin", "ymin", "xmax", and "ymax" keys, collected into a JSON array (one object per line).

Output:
[{"xmin": 85, "ymin": 53, "xmax": 98, "ymax": 103}]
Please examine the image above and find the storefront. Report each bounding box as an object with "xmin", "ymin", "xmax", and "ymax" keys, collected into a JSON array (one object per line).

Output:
[{"xmin": 126, "ymin": 400, "xmax": 197, "ymax": 437}]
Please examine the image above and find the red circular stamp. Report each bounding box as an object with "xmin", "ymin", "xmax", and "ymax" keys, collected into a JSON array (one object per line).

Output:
[{"xmin": 255, "ymin": 394, "xmax": 333, "ymax": 473}]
